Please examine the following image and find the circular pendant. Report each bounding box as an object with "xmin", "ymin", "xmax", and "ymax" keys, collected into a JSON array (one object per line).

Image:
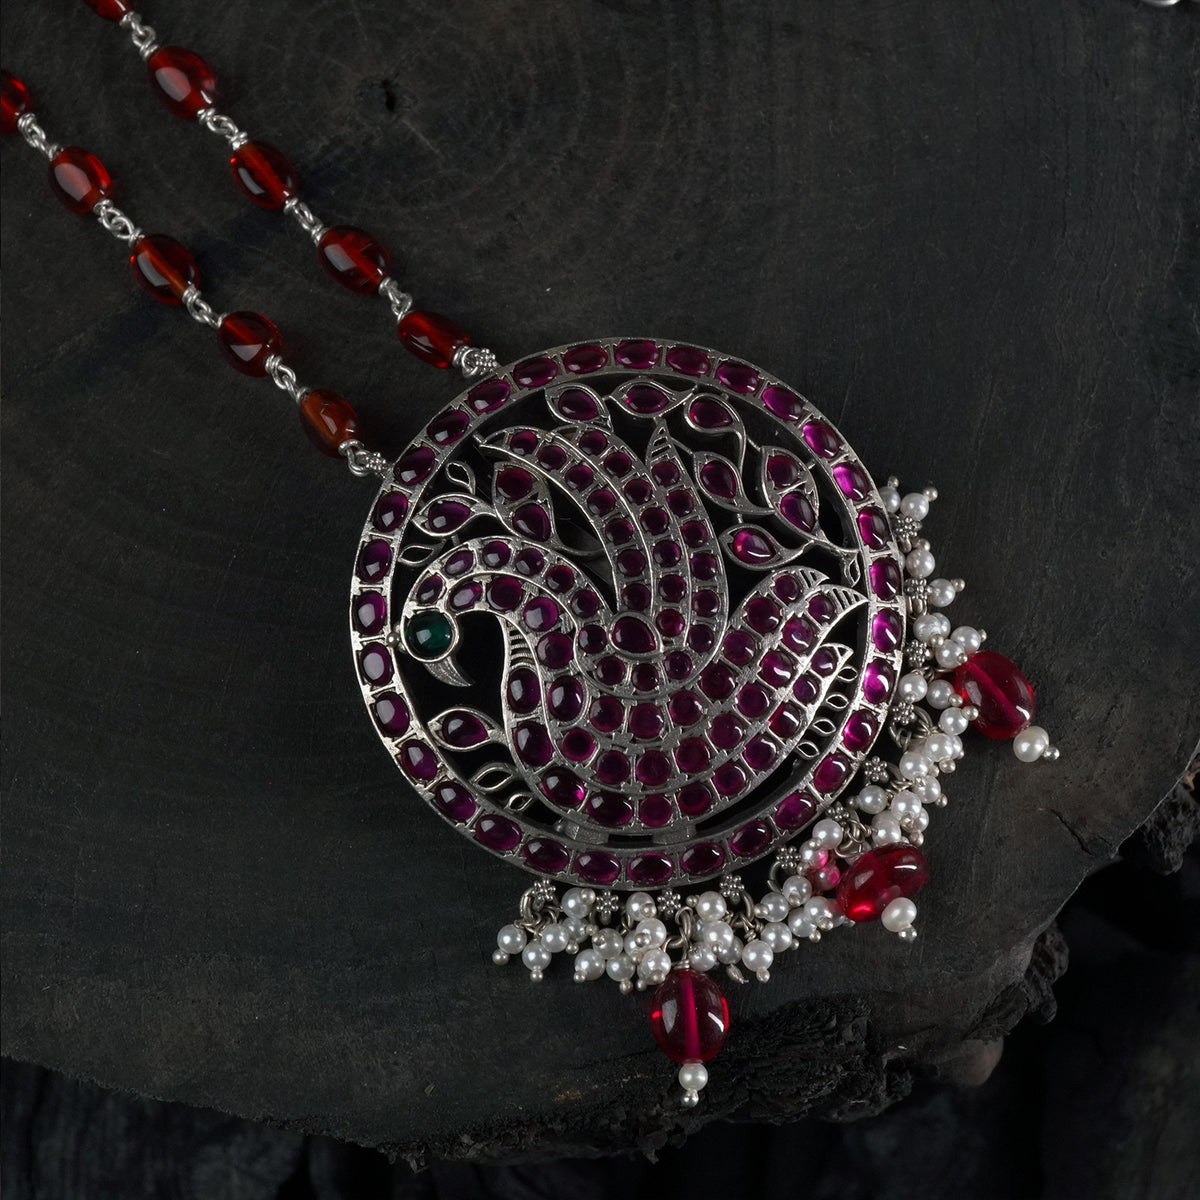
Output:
[{"xmin": 351, "ymin": 338, "xmax": 905, "ymax": 888}]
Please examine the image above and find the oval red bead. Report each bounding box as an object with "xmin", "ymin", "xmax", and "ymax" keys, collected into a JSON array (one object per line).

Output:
[
  {"xmin": 48, "ymin": 146, "xmax": 112, "ymax": 214},
  {"xmin": 230, "ymin": 140, "xmax": 297, "ymax": 209},
  {"xmin": 397, "ymin": 309, "xmax": 470, "ymax": 368},
  {"xmin": 836, "ymin": 844, "xmax": 929, "ymax": 923},
  {"xmin": 649, "ymin": 969, "xmax": 730, "ymax": 1064},
  {"xmin": 82, "ymin": 0, "xmax": 132, "ymax": 18},
  {"xmin": 217, "ymin": 311, "xmax": 282, "ymax": 376},
  {"xmin": 129, "ymin": 234, "xmax": 199, "ymax": 305},
  {"xmin": 146, "ymin": 46, "xmax": 217, "ymax": 119},
  {"xmin": 317, "ymin": 225, "xmax": 391, "ymax": 294},
  {"xmin": 299, "ymin": 389, "xmax": 360, "ymax": 456},
  {"xmin": 952, "ymin": 650, "xmax": 1036, "ymax": 739},
  {"xmin": 2, "ymin": 71, "xmax": 33, "ymax": 135}
]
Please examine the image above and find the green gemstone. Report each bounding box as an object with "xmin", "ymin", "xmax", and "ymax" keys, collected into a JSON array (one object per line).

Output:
[{"xmin": 405, "ymin": 610, "xmax": 454, "ymax": 658}]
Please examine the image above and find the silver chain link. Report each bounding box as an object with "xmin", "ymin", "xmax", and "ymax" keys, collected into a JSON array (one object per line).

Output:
[
  {"xmin": 119, "ymin": 11, "xmax": 159, "ymax": 59},
  {"xmin": 196, "ymin": 107, "xmax": 248, "ymax": 150},
  {"xmin": 16, "ymin": 112, "xmax": 59, "ymax": 160},
  {"xmin": 282, "ymin": 198, "xmax": 328, "ymax": 245},
  {"xmin": 264, "ymin": 354, "xmax": 307, "ymax": 404},
  {"xmin": 92, "ymin": 198, "xmax": 143, "ymax": 245},
  {"xmin": 182, "ymin": 285, "xmax": 225, "ymax": 329},
  {"xmin": 339, "ymin": 440, "xmax": 390, "ymax": 478},
  {"xmin": 454, "ymin": 345, "xmax": 500, "ymax": 379},
  {"xmin": 378, "ymin": 277, "xmax": 413, "ymax": 321}
]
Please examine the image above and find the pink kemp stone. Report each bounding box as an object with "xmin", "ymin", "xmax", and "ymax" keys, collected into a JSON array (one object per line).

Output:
[
  {"xmin": 575, "ymin": 850, "xmax": 621, "ymax": 885},
  {"xmin": 813, "ymin": 752, "xmax": 851, "ymax": 794},
  {"xmin": 842, "ymin": 709, "xmax": 878, "ymax": 752},
  {"xmin": 837, "ymin": 844, "xmax": 928, "ymax": 922},
  {"xmin": 730, "ymin": 820, "xmax": 772, "ymax": 858},
  {"xmin": 774, "ymin": 790, "xmax": 817, "ymax": 830},
  {"xmin": 627, "ymin": 853, "xmax": 674, "ymax": 885},
  {"xmin": 953, "ymin": 650, "xmax": 1037, "ymax": 739},
  {"xmin": 614, "ymin": 339, "xmax": 660, "ymax": 368},
  {"xmin": 523, "ymin": 838, "xmax": 569, "ymax": 873},
  {"xmin": 474, "ymin": 814, "xmax": 521, "ymax": 852},
  {"xmin": 650, "ymin": 969, "xmax": 730, "ymax": 1063},
  {"xmin": 681, "ymin": 841, "xmax": 726, "ymax": 876}
]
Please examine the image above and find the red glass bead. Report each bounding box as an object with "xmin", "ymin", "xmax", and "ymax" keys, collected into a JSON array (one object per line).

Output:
[
  {"xmin": 48, "ymin": 146, "xmax": 112, "ymax": 214},
  {"xmin": 217, "ymin": 311, "xmax": 282, "ymax": 376},
  {"xmin": 229, "ymin": 140, "xmax": 297, "ymax": 209},
  {"xmin": 649, "ymin": 969, "xmax": 730, "ymax": 1064},
  {"xmin": 317, "ymin": 225, "xmax": 392, "ymax": 294},
  {"xmin": 836, "ymin": 844, "xmax": 929, "ymax": 923},
  {"xmin": 397, "ymin": 309, "xmax": 471, "ymax": 368},
  {"xmin": 952, "ymin": 650, "xmax": 1036, "ymax": 740},
  {"xmin": 82, "ymin": 0, "xmax": 132, "ymax": 19},
  {"xmin": 129, "ymin": 234, "xmax": 199, "ymax": 305},
  {"xmin": 1, "ymin": 71, "xmax": 32, "ymax": 135},
  {"xmin": 146, "ymin": 46, "xmax": 217, "ymax": 120},
  {"xmin": 299, "ymin": 389, "xmax": 360, "ymax": 456}
]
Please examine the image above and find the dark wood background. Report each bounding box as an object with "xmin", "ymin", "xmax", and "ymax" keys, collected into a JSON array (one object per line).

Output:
[{"xmin": 2, "ymin": 0, "xmax": 1197, "ymax": 1162}]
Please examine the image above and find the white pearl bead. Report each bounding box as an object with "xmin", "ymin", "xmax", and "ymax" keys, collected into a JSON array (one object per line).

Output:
[
  {"xmin": 522, "ymin": 941, "xmax": 551, "ymax": 971},
  {"xmin": 879, "ymin": 486, "xmax": 901, "ymax": 514},
  {"xmin": 899, "ymin": 751, "xmax": 934, "ymax": 779},
  {"xmin": 911, "ymin": 775, "xmax": 942, "ymax": 803},
  {"xmin": 799, "ymin": 840, "xmax": 826, "ymax": 866},
  {"xmin": 905, "ymin": 547, "xmax": 936, "ymax": 579},
  {"xmin": 563, "ymin": 916, "xmax": 588, "ymax": 942},
  {"xmin": 593, "ymin": 928, "xmax": 623, "ymax": 959},
  {"xmin": 890, "ymin": 790, "xmax": 923, "ymax": 820},
  {"xmin": 934, "ymin": 640, "xmax": 967, "ymax": 669},
  {"xmin": 912, "ymin": 613, "xmax": 950, "ymax": 643},
  {"xmin": 881, "ymin": 897, "xmax": 917, "ymax": 932},
  {"xmin": 678, "ymin": 1061, "xmax": 708, "ymax": 1092},
  {"xmin": 812, "ymin": 818, "xmax": 843, "ymax": 848},
  {"xmin": 927, "ymin": 578, "xmax": 957, "ymax": 608},
  {"xmin": 804, "ymin": 897, "xmax": 838, "ymax": 929},
  {"xmin": 562, "ymin": 887, "xmax": 595, "ymax": 918},
  {"xmin": 574, "ymin": 949, "xmax": 606, "ymax": 980},
  {"xmin": 872, "ymin": 812, "xmax": 903, "ymax": 844},
  {"xmin": 782, "ymin": 874, "xmax": 812, "ymax": 905},
  {"xmin": 898, "ymin": 671, "xmax": 928, "ymax": 701},
  {"xmin": 689, "ymin": 946, "xmax": 717, "ymax": 972},
  {"xmin": 787, "ymin": 911, "xmax": 816, "ymax": 937},
  {"xmin": 541, "ymin": 923, "xmax": 569, "ymax": 954},
  {"xmin": 761, "ymin": 921, "xmax": 793, "ymax": 952},
  {"xmin": 759, "ymin": 891, "xmax": 791, "ymax": 923},
  {"xmin": 900, "ymin": 492, "xmax": 930, "ymax": 520},
  {"xmin": 497, "ymin": 924, "xmax": 527, "ymax": 954},
  {"xmin": 637, "ymin": 948, "xmax": 671, "ymax": 981},
  {"xmin": 926, "ymin": 679, "xmax": 956, "ymax": 709},
  {"xmin": 951, "ymin": 625, "xmax": 982, "ymax": 653},
  {"xmin": 741, "ymin": 939, "xmax": 774, "ymax": 971},
  {"xmin": 938, "ymin": 708, "xmax": 969, "ymax": 735},
  {"xmin": 492, "ymin": 949, "xmax": 510, "ymax": 965},
  {"xmin": 625, "ymin": 891, "xmax": 656, "ymax": 921},
  {"xmin": 1013, "ymin": 725, "xmax": 1049, "ymax": 762},
  {"xmin": 716, "ymin": 938, "xmax": 743, "ymax": 965},
  {"xmin": 924, "ymin": 732, "xmax": 956, "ymax": 762},
  {"xmin": 700, "ymin": 919, "xmax": 735, "ymax": 951},
  {"xmin": 695, "ymin": 891, "xmax": 727, "ymax": 921},
  {"xmin": 855, "ymin": 784, "xmax": 889, "ymax": 815},
  {"xmin": 605, "ymin": 953, "xmax": 635, "ymax": 981},
  {"xmin": 945, "ymin": 732, "xmax": 964, "ymax": 758},
  {"xmin": 913, "ymin": 808, "xmax": 930, "ymax": 832},
  {"xmin": 636, "ymin": 917, "xmax": 668, "ymax": 947}
]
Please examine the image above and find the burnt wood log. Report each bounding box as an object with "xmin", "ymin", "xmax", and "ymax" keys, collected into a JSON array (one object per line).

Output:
[{"xmin": 1, "ymin": 0, "xmax": 1197, "ymax": 1163}]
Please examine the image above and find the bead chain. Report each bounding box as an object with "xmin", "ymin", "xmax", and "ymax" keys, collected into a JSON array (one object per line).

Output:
[{"xmin": 86, "ymin": 1, "xmax": 498, "ymax": 381}]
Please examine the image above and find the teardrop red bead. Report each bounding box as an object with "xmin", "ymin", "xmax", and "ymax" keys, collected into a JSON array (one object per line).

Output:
[
  {"xmin": 129, "ymin": 235, "xmax": 199, "ymax": 305},
  {"xmin": 146, "ymin": 46, "xmax": 217, "ymax": 120},
  {"xmin": 836, "ymin": 844, "xmax": 928, "ymax": 923},
  {"xmin": 952, "ymin": 650, "xmax": 1036, "ymax": 740},
  {"xmin": 299, "ymin": 390, "xmax": 360, "ymax": 456},
  {"xmin": 649, "ymin": 969, "xmax": 729, "ymax": 1064},
  {"xmin": 397, "ymin": 309, "xmax": 471, "ymax": 368},
  {"xmin": 49, "ymin": 146, "xmax": 112, "ymax": 214}
]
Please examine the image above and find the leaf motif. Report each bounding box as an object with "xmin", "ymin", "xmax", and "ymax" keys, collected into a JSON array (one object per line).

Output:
[
  {"xmin": 545, "ymin": 381, "xmax": 608, "ymax": 425},
  {"xmin": 471, "ymin": 763, "xmax": 518, "ymax": 794},
  {"xmin": 411, "ymin": 493, "xmax": 484, "ymax": 538},
  {"xmin": 695, "ymin": 452, "xmax": 773, "ymax": 516},
  {"xmin": 759, "ymin": 445, "xmax": 819, "ymax": 511},
  {"xmin": 428, "ymin": 707, "xmax": 502, "ymax": 751},
  {"xmin": 609, "ymin": 377, "xmax": 686, "ymax": 418},
  {"xmin": 444, "ymin": 459, "xmax": 477, "ymax": 492},
  {"xmin": 396, "ymin": 541, "xmax": 443, "ymax": 567},
  {"xmin": 504, "ymin": 792, "xmax": 536, "ymax": 814},
  {"xmin": 684, "ymin": 392, "xmax": 738, "ymax": 434},
  {"xmin": 719, "ymin": 522, "xmax": 794, "ymax": 568}
]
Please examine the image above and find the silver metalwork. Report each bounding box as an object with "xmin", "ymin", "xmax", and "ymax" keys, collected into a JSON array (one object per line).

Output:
[
  {"xmin": 379, "ymin": 278, "xmax": 414, "ymax": 322},
  {"xmin": 283, "ymin": 198, "xmax": 328, "ymax": 245},
  {"xmin": 340, "ymin": 440, "xmax": 390, "ymax": 478},
  {"xmin": 196, "ymin": 108, "xmax": 248, "ymax": 150},
  {"xmin": 92, "ymin": 198, "xmax": 143, "ymax": 245},
  {"xmin": 454, "ymin": 345, "xmax": 500, "ymax": 379},
  {"xmin": 263, "ymin": 354, "xmax": 307, "ymax": 404},
  {"xmin": 119, "ymin": 11, "xmax": 159, "ymax": 59},
  {"xmin": 182, "ymin": 286, "xmax": 224, "ymax": 329},
  {"xmin": 16, "ymin": 113, "xmax": 58, "ymax": 160}
]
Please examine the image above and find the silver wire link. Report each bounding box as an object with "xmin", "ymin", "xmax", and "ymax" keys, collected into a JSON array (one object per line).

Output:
[
  {"xmin": 454, "ymin": 345, "xmax": 500, "ymax": 379},
  {"xmin": 339, "ymin": 440, "xmax": 390, "ymax": 479},
  {"xmin": 119, "ymin": 10, "xmax": 159, "ymax": 59},
  {"xmin": 283, "ymin": 198, "xmax": 328, "ymax": 245},
  {"xmin": 16, "ymin": 113, "xmax": 59, "ymax": 160},
  {"xmin": 378, "ymin": 278, "xmax": 414, "ymax": 322},
  {"xmin": 196, "ymin": 108, "xmax": 248, "ymax": 149},
  {"xmin": 182, "ymin": 286, "xmax": 225, "ymax": 329},
  {"xmin": 92, "ymin": 198, "xmax": 143, "ymax": 245},
  {"xmin": 264, "ymin": 354, "xmax": 308, "ymax": 404}
]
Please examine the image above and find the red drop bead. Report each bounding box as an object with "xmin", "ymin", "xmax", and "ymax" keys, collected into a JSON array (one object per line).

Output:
[
  {"xmin": 836, "ymin": 844, "xmax": 929, "ymax": 923},
  {"xmin": 952, "ymin": 649, "xmax": 1036, "ymax": 740},
  {"xmin": 48, "ymin": 146, "xmax": 112, "ymax": 214},
  {"xmin": 217, "ymin": 311, "xmax": 282, "ymax": 376},
  {"xmin": 129, "ymin": 234, "xmax": 199, "ymax": 305},
  {"xmin": 146, "ymin": 46, "xmax": 217, "ymax": 120},
  {"xmin": 1, "ymin": 70, "xmax": 32, "ymax": 135},
  {"xmin": 82, "ymin": 0, "xmax": 132, "ymax": 19},
  {"xmin": 229, "ymin": 140, "xmax": 297, "ymax": 209},
  {"xmin": 299, "ymin": 389, "xmax": 360, "ymax": 456},
  {"xmin": 316, "ymin": 225, "xmax": 391, "ymax": 294},
  {"xmin": 649, "ymin": 969, "xmax": 730, "ymax": 1064},
  {"xmin": 397, "ymin": 309, "xmax": 471, "ymax": 369}
]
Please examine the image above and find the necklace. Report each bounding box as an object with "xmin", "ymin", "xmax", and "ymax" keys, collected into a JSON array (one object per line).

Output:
[{"xmin": 2, "ymin": 2, "xmax": 1064, "ymax": 1108}]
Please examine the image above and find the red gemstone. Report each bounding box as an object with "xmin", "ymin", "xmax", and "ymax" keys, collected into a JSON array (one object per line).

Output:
[
  {"xmin": 129, "ymin": 234, "xmax": 198, "ymax": 305},
  {"xmin": 836, "ymin": 844, "xmax": 928, "ymax": 922},
  {"xmin": 523, "ymin": 837, "xmax": 569, "ymax": 873},
  {"xmin": 627, "ymin": 853, "xmax": 674, "ymax": 886},
  {"xmin": 397, "ymin": 309, "xmax": 471, "ymax": 368},
  {"xmin": 681, "ymin": 841, "xmax": 726, "ymax": 876},
  {"xmin": 1, "ymin": 71, "xmax": 32, "ymax": 135},
  {"xmin": 317, "ymin": 225, "xmax": 392, "ymax": 293},
  {"xmin": 83, "ymin": 0, "xmax": 132, "ymax": 20},
  {"xmin": 574, "ymin": 850, "xmax": 620, "ymax": 885},
  {"xmin": 146, "ymin": 46, "xmax": 217, "ymax": 119},
  {"xmin": 614, "ymin": 339, "xmax": 660, "ymax": 369},
  {"xmin": 217, "ymin": 311, "xmax": 282, "ymax": 376},
  {"xmin": 48, "ymin": 146, "xmax": 112, "ymax": 214},
  {"xmin": 952, "ymin": 650, "xmax": 1036, "ymax": 739},
  {"xmin": 474, "ymin": 814, "xmax": 521, "ymax": 852},
  {"xmin": 649, "ymin": 969, "xmax": 729, "ymax": 1064},
  {"xmin": 230, "ymin": 140, "xmax": 297, "ymax": 209},
  {"xmin": 563, "ymin": 343, "xmax": 608, "ymax": 373},
  {"xmin": 299, "ymin": 390, "xmax": 359, "ymax": 456}
]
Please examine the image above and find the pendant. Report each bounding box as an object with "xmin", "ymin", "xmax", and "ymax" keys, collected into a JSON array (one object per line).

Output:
[{"xmin": 349, "ymin": 337, "xmax": 1055, "ymax": 1105}]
